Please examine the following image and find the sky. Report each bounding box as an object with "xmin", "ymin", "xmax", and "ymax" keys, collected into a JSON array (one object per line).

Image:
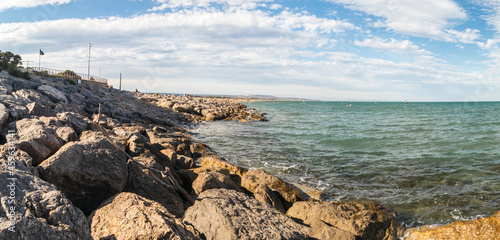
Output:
[{"xmin": 1, "ymin": 0, "xmax": 500, "ymax": 101}]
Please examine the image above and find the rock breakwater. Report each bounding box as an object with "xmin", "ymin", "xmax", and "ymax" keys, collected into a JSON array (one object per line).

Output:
[{"xmin": 0, "ymin": 71, "xmax": 408, "ymax": 239}]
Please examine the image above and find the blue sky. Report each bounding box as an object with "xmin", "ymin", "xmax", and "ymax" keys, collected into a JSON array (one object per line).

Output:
[{"xmin": 1, "ymin": 0, "xmax": 500, "ymax": 101}]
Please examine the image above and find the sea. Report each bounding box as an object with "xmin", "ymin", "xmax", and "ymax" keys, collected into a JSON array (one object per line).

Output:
[{"xmin": 193, "ymin": 101, "xmax": 500, "ymax": 227}]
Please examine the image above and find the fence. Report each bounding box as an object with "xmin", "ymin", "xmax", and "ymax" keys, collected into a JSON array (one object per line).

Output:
[{"xmin": 22, "ymin": 67, "xmax": 108, "ymax": 84}]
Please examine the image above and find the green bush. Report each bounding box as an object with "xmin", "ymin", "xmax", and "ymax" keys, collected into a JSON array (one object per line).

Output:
[
  {"xmin": 7, "ymin": 68, "xmax": 30, "ymax": 80},
  {"xmin": 64, "ymin": 78, "xmax": 76, "ymax": 85}
]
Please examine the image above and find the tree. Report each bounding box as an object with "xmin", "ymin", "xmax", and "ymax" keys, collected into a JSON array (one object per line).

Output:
[
  {"xmin": 0, "ymin": 50, "xmax": 29, "ymax": 80},
  {"xmin": 0, "ymin": 50, "xmax": 23, "ymax": 70}
]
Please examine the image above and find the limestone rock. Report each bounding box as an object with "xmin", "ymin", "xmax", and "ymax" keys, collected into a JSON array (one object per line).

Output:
[
  {"xmin": 176, "ymin": 142, "xmax": 192, "ymax": 157},
  {"xmin": 0, "ymin": 146, "xmax": 38, "ymax": 176},
  {"xmin": 176, "ymin": 166, "xmax": 231, "ymax": 193},
  {"xmin": 192, "ymin": 171, "xmax": 242, "ymax": 195},
  {"xmin": 7, "ymin": 104, "xmax": 28, "ymax": 122},
  {"xmin": 241, "ymin": 168, "xmax": 309, "ymax": 208},
  {"xmin": 200, "ymin": 156, "xmax": 248, "ymax": 177},
  {"xmin": 253, "ymin": 184, "xmax": 286, "ymax": 213},
  {"xmin": 56, "ymin": 112, "xmax": 91, "ymax": 134},
  {"xmin": 184, "ymin": 189, "xmax": 309, "ymax": 240},
  {"xmin": 56, "ymin": 126, "xmax": 77, "ymax": 143},
  {"xmin": 10, "ymin": 118, "xmax": 63, "ymax": 165},
  {"xmin": 124, "ymin": 158, "xmax": 185, "ymax": 217},
  {"xmin": 204, "ymin": 112, "xmax": 218, "ymax": 121},
  {"xmin": 88, "ymin": 192, "xmax": 200, "ymax": 240},
  {"xmin": 174, "ymin": 155, "xmax": 196, "ymax": 170},
  {"xmin": 190, "ymin": 142, "xmax": 217, "ymax": 160},
  {"xmin": 37, "ymin": 131, "xmax": 128, "ymax": 215},
  {"xmin": 26, "ymin": 101, "xmax": 56, "ymax": 117},
  {"xmin": 0, "ymin": 103, "xmax": 8, "ymax": 128},
  {"xmin": 38, "ymin": 85, "xmax": 68, "ymax": 103},
  {"xmin": 286, "ymin": 201, "xmax": 398, "ymax": 240},
  {"xmin": 0, "ymin": 155, "xmax": 92, "ymax": 239},
  {"xmin": 12, "ymin": 88, "xmax": 54, "ymax": 107},
  {"xmin": 405, "ymin": 211, "xmax": 500, "ymax": 240},
  {"xmin": 126, "ymin": 133, "xmax": 172, "ymax": 169}
]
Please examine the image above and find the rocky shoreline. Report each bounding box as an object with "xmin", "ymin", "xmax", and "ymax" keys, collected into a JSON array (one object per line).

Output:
[{"xmin": 0, "ymin": 71, "xmax": 498, "ymax": 239}]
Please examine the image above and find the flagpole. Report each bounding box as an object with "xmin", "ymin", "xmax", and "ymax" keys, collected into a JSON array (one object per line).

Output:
[{"xmin": 39, "ymin": 49, "xmax": 41, "ymax": 70}]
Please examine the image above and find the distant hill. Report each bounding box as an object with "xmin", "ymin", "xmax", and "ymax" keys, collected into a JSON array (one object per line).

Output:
[{"xmin": 191, "ymin": 94, "xmax": 314, "ymax": 101}]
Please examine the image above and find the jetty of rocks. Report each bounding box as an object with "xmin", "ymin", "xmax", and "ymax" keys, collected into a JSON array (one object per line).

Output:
[{"xmin": 1, "ymin": 71, "xmax": 497, "ymax": 240}]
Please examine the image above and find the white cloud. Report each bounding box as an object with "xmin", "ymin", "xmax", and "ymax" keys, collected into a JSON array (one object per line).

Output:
[
  {"xmin": 478, "ymin": 39, "xmax": 499, "ymax": 50},
  {"xmin": 329, "ymin": 0, "xmax": 479, "ymax": 43},
  {"xmin": 0, "ymin": 0, "xmax": 72, "ymax": 12},
  {"xmin": 354, "ymin": 37, "xmax": 431, "ymax": 56},
  {"xmin": 1, "ymin": 1, "xmax": 495, "ymax": 101},
  {"xmin": 150, "ymin": 0, "xmax": 273, "ymax": 11}
]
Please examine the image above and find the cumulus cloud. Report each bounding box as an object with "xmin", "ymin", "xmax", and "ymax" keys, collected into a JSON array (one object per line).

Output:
[
  {"xmin": 1, "ymin": 0, "xmax": 493, "ymax": 101},
  {"xmin": 149, "ymin": 0, "xmax": 273, "ymax": 11},
  {"xmin": 354, "ymin": 37, "xmax": 431, "ymax": 56},
  {"xmin": 329, "ymin": 0, "xmax": 479, "ymax": 43},
  {"xmin": 0, "ymin": 0, "xmax": 72, "ymax": 12}
]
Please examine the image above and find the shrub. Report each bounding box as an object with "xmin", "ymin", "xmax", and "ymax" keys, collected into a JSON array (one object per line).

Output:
[
  {"xmin": 7, "ymin": 68, "xmax": 30, "ymax": 80},
  {"xmin": 64, "ymin": 78, "xmax": 76, "ymax": 85}
]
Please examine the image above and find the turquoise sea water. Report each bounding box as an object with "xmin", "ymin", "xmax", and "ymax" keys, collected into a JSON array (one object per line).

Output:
[{"xmin": 193, "ymin": 101, "xmax": 500, "ymax": 227}]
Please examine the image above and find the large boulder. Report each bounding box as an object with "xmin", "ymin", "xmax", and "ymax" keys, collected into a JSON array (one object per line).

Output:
[
  {"xmin": 0, "ymin": 148, "xmax": 92, "ymax": 239},
  {"xmin": 88, "ymin": 192, "xmax": 199, "ymax": 240},
  {"xmin": 191, "ymin": 171, "xmax": 242, "ymax": 195},
  {"xmin": 126, "ymin": 133, "xmax": 172, "ymax": 169},
  {"xmin": 405, "ymin": 210, "xmax": 500, "ymax": 240},
  {"xmin": 37, "ymin": 85, "xmax": 68, "ymax": 103},
  {"xmin": 37, "ymin": 131, "xmax": 128, "ymax": 215},
  {"xmin": 183, "ymin": 189, "xmax": 309, "ymax": 240},
  {"xmin": 241, "ymin": 168, "xmax": 309, "ymax": 209},
  {"xmin": 200, "ymin": 156, "xmax": 248, "ymax": 177},
  {"xmin": 12, "ymin": 89, "xmax": 54, "ymax": 107},
  {"xmin": 124, "ymin": 158, "xmax": 185, "ymax": 217},
  {"xmin": 0, "ymin": 103, "xmax": 8, "ymax": 128},
  {"xmin": 10, "ymin": 118, "xmax": 64, "ymax": 165},
  {"xmin": 190, "ymin": 142, "xmax": 218, "ymax": 160},
  {"xmin": 56, "ymin": 112, "xmax": 91, "ymax": 134},
  {"xmin": 286, "ymin": 201, "xmax": 398, "ymax": 240},
  {"xmin": 253, "ymin": 184, "xmax": 286, "ymax": 214},
  {"xmin": 12, "ymin": 89, "xmax": 56, "ymax": 117}
]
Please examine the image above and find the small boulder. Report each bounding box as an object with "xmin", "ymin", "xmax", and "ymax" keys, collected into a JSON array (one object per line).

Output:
[
  {"xmin": 37, "ymin": 85, "xmax": 68, "ymax": 103},
  {"xmin": 56, "ymin": 112, "xmax": 91, "ymax": 134},
  {"xmin": 7, "ymin": 104, "xmax": 28, "ymax": 122},
  {"xmin": 201, "ymin": 156, "xmax": 248, "ymax": 177},
  {"xmin": 11, "ymin": 118, "xmax": 63, "ymax": 165},
  {"xmin": 124, "ymin": 158, "xmax": 185, "ymax": 217},
  {"xmin": 253, "ymin": 184, "xmax": 286, "ymax": 213},
  {"xmin": 286, "ymin": 201, "xmax": 398, "ymax": 240},
  {"xmin": 184, "ymin": 189, "xmax": 309, "ymax": 240},
  {"xmin": 174, "ymin": 155, "xmax": 196, "ymax": 170},
  {"xmin": 192, "ymin": 171, "xmax": 242, "ymax": 195},
  {"xmin": 405, "ymin": 210, "xmax": 500, "ymax": 240},
  {"xmin": 241, "ymin": 168, "xmax": 309, "ymax": 209},
  {"xmin": 56, "ymin": 126, "xmax": 77, "ymax": 143},
  {"xmin": 0, "ymin": 103, "xmax": 8, "ymax": 128},
  {"xmin": 26, "ymin": 101, "xmax": 56, "ymax": 117},
  {"xmin": 37, "ymin": 131, "xmax": 128, "ymax": 215},
  {"xmin": 204, "ymin": 112, "xmax": 218, "ymax": 121},
  {"xmin": 176, "ymin": 142, "xmax": 192, "ymax": 157},
  {"xmin": 12, "ymin": 89, "xmax": 54, "ymax": 107},
  {"xmin": 190, "ymin": 142, "xmax": 217, "ymax": 160},
  {"xmin": 88, "ymin": 192, "xmax": 200, "ymax": 240}
]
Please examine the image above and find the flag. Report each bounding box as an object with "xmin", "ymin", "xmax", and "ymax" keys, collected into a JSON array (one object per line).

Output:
[{"xmin": 39, "ymin": 49, "xmax": 44, "ymax": 56}]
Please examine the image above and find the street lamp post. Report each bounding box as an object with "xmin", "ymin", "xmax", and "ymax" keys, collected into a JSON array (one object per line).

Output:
[{"xmin": 87, "ymin": 43, "xmax": 92, "ymax": 80}]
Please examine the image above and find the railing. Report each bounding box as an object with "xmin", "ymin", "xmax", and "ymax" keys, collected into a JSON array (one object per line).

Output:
[{"xmin": 21, "ymin": 67, "xmax": 107, "ymax": 84}]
